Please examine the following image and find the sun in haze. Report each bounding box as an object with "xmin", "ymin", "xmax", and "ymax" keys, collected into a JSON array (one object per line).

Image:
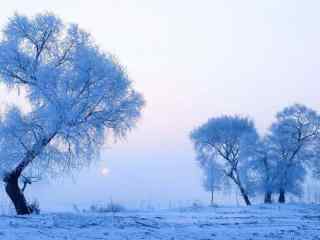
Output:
[{"xmin": 101, "ymin": 167, "xmax": 110, "ymax": 176}]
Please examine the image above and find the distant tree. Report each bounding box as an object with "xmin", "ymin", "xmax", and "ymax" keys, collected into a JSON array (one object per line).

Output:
[
  {"xmin": 252, "ymin": 138, "xmax": 307, "ymax": 204},
  {"xmin": 249, "ymin": 137, "xmax": 276, "ymax": 203},
  {"xmin": 0, "ymin": 13, "xmax": 144, "ymax": 214},
  {"xmin": 311, "ymin": 144, "xmax": 320, "ymax": 180},
  {"xmin": 267, "ymin": 104, "xmax": 320, "ymax": 203},
  {"xmin": 190, "ymin": 115, "xmax": 259, "ymax": 206},
  {"xmin": 197, "ymin": 152, "xmax": 225, "ymax": 205}
]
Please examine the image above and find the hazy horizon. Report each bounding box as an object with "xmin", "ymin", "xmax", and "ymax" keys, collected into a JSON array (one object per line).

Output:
[{"xmin": 0, "ymin": 0, "xmax": 319, "ymax": 211}]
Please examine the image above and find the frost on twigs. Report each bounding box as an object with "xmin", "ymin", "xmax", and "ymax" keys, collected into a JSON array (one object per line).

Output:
[
  {"xmin": 0, "ymin": 12, "xmax": 144, "ymax": 214},
  {"xmin": 0, "ymin": 12, "xmax": 144, "ymax": 178}
]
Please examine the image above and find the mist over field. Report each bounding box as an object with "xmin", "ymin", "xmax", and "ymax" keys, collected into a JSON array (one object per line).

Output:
[
  {"xmin": 0, "ymin": 1, "xmax": 319, "ymax": 239},
  {"xmin": 0, "ymin": 0, "xmax": 318, "ymax": 211}
]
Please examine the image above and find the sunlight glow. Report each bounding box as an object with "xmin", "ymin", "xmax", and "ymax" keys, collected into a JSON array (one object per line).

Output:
[{"xmin": 101, "ymin": 167, "xmax": 110, "ymax": 176}]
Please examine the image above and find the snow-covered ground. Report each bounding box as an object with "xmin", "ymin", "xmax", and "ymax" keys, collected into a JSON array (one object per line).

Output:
[{"xmin": 0, "ymin": 204, "xmax": 319, "ymax": 240}]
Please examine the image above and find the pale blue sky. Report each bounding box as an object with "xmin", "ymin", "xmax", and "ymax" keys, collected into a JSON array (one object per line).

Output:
[{"xmin": 0, "ymin": 0, "xmax": 319, "ymax": 210}]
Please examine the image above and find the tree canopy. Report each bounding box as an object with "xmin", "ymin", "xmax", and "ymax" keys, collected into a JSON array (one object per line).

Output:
[{"xmin": 0, "ymin": 12, "xmax": 144, "ymax": 214}]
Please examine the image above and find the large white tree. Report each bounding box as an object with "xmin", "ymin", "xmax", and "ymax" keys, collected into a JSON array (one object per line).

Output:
[
  {"xmin": 0, "ymin": 13, "xmax": 144, "ymax": 214},
  {"xmin": 267, "ymin": 104, "xmax": 320, "ymax": 203},
  {"xmin": 190, "ymin": 115, "xmax": 259, "ymax": 206}
]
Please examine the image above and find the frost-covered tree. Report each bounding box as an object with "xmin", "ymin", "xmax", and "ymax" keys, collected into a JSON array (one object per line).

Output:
[
  {"xmin": 251, "ymin": 136, "xmax": 308, "ymax": 204},
  {"xmin": 249, "ymin": 137, "xmax": 279, "ymax": 203},
  {"xmin": 196, "ymin": 152, "xmax": 225, "ymax": 205},
  {"xmin": 0, "ymin": 13, "xmax": 144, "ymax": 214},
  {"xmin": 202, "ymin": 159, "xmax": 224, "ymax": 206},
  {"xmin": 311, "ymin": 143, "xmax": 320, "ymax": 180},
  {"xmin": 190, "ymin": 115, "xmax": 259, "ymax": 206},
  {"xmin": 267, "ymin": 104, "xmax": 320, "ymax": 203}
]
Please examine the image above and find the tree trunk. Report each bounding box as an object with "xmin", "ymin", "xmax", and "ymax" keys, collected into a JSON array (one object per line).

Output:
[
  {"xmin": 264, "ymin": 191, "xmax": 272, "ymax": 204},
  {"xmin": 239, "ymin": 186, "xmax": 251, "ymax": 206},
  {"xmin": 210, "ymin": 190, "xmax": 214, "ymax": 206},
  {"xmin": 230, "ymin": 171, "xmax": 251, "ymax": 206},
  {"xmin": 2, "ymin": 134, "xmax": 56, "ymax": 215},
  {"xmin": 278, "ymin": 189, "xmax": 286, "ymax": 203},
  {"xmin": 4, "ymin": 173, "xmax": 30, "ymax": 215}
]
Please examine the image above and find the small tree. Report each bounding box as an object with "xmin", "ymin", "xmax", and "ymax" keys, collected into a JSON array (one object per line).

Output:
[
  {"xmin": 198, "ymin": 153, "xmax": 224, "ymax": 205},
  {"xmin": 311, "ymin": 143, "xmax": 320, "ymax": 180},
  {"xmin": 267, "ymin": 104, "xmax": 320, "ymax": 203},
  {"xmin": 191, "ymin": 115, "xmax": 259, "ymax": 206},
  {"xmin": 0, "ymin": 13, "xmax": 144, "ymax": 214}
]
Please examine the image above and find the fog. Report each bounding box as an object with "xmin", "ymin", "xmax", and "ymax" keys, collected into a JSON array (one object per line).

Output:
[{"xmin": 0, "ymin": 0, "xmax": 319, "ymax": 210}]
